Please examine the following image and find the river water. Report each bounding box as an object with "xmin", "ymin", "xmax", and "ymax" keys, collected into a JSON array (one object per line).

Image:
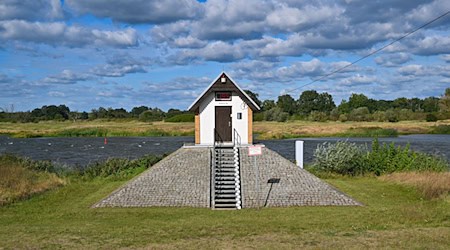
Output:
[{"xmin": 0, "ymin": 135, "xmax": 448, "ymax": 167}]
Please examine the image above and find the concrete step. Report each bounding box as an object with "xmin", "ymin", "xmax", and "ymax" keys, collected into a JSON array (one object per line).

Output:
[
  {"xmin": 215, "ymin": 194, "xmax": 236, "ymax": 199},
  {"xmin": 215, "ymin": 159, "xmax": 236, "ymax": 164},
  {"xmin": 215, "ymin": 176, "xmax": 235, "ymax": 181},
  {"xmin": 215, "ymin": 185, "xmax": 236, "ymax": 189},
  {"xmin": 215, "ymin": 189, "xmax": 236, "ymax": 194},
  {"xmin": 215, "ymin": 198, "xmax": 238, "ymax": 203},
  {"xmin": 214, "ymin": 204, "xmax": 237, "ymax": 209},
  {"xmin": 212, "ymin": 146, "xmax": 241, "ymax": 211},
  {"xmin": 215, "ymin": 182, "xmax": 237, "ymax": 186},
  {"xmin": 216, "ymin": 171, "xmax": 236, "ymax": 175},
  {"xmin": 216, "ymin": 164, "xmax": 237, "ymax": 168}
]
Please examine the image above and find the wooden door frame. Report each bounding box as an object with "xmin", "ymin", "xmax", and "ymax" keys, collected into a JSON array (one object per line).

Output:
[{"xmin": 215, "ymin": 106, "xmax": 232, "ymax": 142}]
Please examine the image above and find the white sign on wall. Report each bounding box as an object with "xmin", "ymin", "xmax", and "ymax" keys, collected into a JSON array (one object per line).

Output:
[{"xmin": 248, "ymin": 145, "xmax": 262, "ymax": 156}]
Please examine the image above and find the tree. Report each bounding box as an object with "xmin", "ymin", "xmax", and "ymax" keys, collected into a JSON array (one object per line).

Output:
[
  {"xmin": 298, "ymin": 90, "xmax": 319, "ymax": 115},
  {"xmin": 277, "ymin": 94, "xmax": 297, "ymax": 115},
  {"xmin": 139, "ymin": 108, "xmax": 165, "ymax": 122},
  {"xmin": 423, "ymin": 97, "xmax": 439, "ymax": 112},
  {"xmin": 393, "ymin": 97, "xmax": 409, "ymax": 110},
  {"xmin": 297, "ymin": 90, "xmax": 335, "ymax": 115},
  {"xmin": 318, "ymin": 92, "xmax": 336, "ymax": 113},
  {"xmin": 409, "ymin": 97, "xmax": 423, "ymax": 112},
  {"xmin": 244, "ymin": 90, "xmax": 262, "ymax": 108},
  {"xmin": 348, "ymin": 93, "xmax": 370, "ymax": 111},
  {"xmin": 261, "ymin": 100, "xmax": 276, "ymax": 111},
  {"xmin": 166, "ymin": 108, "xmax": 183, "ymax": 118},
  {"xmin": 439, "ymin": 88, "xmax": 450, "ymax": 113},
  {"xmin": 131, "ymin": 106, "xmax": 149, "ymax": 117},
  {"xmin": 338, "ymin": 100, "xmax": 350, "ymax": 114}
]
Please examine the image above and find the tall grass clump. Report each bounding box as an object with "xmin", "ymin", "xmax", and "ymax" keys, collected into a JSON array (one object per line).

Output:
[
  {"xmin": 81, "ymin": 154, "xmax": 163, "ymax": 179},
  {"xmin": 338, "ymin": 127, "xmax": 398, "ymax": 137},
  {"xmin": 52, "ymin": 128, "xmax": 108, "ymax": 137},
  {"xmin": 380, "ymin": 172, "xmax": 450, "ymax": 199},
  {"xmin": 430, "ymin": 125, "xmax": 450, "ymax": 134},
  {"xmin": 312, "ymin": 139, "xmax": 449, "ymax": 176},
  {"xmin": 0, "ymin": 154, "xmax": 65, "ymax": 205}
]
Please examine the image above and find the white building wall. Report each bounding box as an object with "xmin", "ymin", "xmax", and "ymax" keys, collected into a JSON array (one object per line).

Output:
[{"xmin": 199, "ymin": 92, "xmax": 249, "ymax": 145}]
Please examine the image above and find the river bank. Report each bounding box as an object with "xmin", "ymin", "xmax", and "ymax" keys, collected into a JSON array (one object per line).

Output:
[{"xmin": 0, "ymin": 120, "xmax": 449, "ymax": 138}]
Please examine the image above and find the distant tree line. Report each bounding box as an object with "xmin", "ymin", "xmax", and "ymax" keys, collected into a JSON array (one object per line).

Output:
[
  {"xmin": 248, "ymin": 87, "xmax": 450, "ymax": 122},
  {"xmin": 1, "ymin": 88, "xmax": 449, "ymax": 123},
  {"xmin": 0, "ymin": 105, "xmax": 193, "ymax": 123}
]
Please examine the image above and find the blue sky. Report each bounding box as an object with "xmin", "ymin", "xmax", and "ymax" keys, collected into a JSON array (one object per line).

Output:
[{"xmin": 1, "ymin": 0, "xmax": 449, "ymax": 112}]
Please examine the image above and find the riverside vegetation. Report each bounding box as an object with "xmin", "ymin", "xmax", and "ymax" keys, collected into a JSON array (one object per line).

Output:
[
  {"xmin": 1, "ymin": 120, "xmax": 450, "ymax": 139},
  {"xmin": 0, "ymin": 140, "xmax": 449, "ymax": 248},
  {"xmin": 1, "ymin": 87, "xmax": 450, "ymax": 139}
]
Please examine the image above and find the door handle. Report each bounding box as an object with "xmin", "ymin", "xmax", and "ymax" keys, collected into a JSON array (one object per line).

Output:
[{"xmin": 228, "ymin": 121, "xmax": 231, "ymax": 127}]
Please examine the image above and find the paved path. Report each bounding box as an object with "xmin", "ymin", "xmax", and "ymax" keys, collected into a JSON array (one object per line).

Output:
[{"xmin": 94, "ymin": 146, "xmax": 361, "ymax": 208}]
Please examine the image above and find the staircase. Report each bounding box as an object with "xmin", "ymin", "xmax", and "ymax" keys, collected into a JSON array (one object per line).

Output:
[{"xmin": 212, "ymin": 146, "xmax": 242, "ymax": 210}]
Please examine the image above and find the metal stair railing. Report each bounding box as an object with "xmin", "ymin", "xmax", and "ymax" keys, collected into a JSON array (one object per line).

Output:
[{"xmin": 233, "ymin": 128, "xmax": 241, "ymax": 147}]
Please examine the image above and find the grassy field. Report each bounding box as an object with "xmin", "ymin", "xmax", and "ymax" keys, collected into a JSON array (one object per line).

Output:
[
  {"xmin": 0, "ymin": 119, "xmax": 449, "ymax": 138},
  {"xmin": 0, "ymin": 174, "xmax": 449, "ymax": 249}
]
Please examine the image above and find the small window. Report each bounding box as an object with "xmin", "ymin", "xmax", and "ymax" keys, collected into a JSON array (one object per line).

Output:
[
  {"xmin": 237, "ymin": 112, "xmax": 242, "ymax": 120},
  {"xmin": 215, "ymin": 91, "xmax": 232, "ymax": 101}
]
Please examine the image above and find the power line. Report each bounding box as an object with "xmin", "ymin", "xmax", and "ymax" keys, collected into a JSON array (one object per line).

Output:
[{"xmin": 279, "ymin": 10, "xmax": 450, "ymax": 98}]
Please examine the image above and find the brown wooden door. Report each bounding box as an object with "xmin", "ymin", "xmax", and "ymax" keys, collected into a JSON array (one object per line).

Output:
[{"xmin": 215, "ymin": 106, "xmax": 232, "ymax": 142}]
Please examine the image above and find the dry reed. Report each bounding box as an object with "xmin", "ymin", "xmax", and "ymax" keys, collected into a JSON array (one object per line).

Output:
[
  {"xmin": 0, "ymin": 161, "xmax": 65, "ymax": 205},
  {"xmin": 380, "ymin": 172, "xmax": 450, "ymax": 199}
]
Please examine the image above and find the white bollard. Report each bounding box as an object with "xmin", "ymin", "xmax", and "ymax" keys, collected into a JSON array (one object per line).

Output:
[{"xmin": 295, "ymin": 140, "xmax": 304, "ymax": 169}]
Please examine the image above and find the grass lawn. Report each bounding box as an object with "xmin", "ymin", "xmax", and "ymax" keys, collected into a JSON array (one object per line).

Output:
[
  {"xmin": 0, "ymin": 176, "xmax": 448, "ymax": 249},
  {"xmin": 0, "ymin": 119, "xmax": 449, "ymax": 138}
]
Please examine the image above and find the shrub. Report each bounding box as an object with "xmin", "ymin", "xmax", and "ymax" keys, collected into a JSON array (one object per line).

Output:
[
  {"xmin": 165, "ymin": 114, "xmax": 194, "ymax": 122},
  {"xmin": 264, "ymin": 107, "xmax": 288, "ymax": 122},
  {"xmin": 385, "ymin": 109, "xmax": 399, "ymax": 122},
  {"xmin": 338, "ymin": 114, "xmax": 348, "ymax": 122},
  {"xmin": 313, "ymin": 141, "xmax": 365, "ymax": 175},
  {"xmin": 309, "ymin": 111, "xmax": 328, "ymax": 122},
  {"xmin": 139, "ymin": 110, "xmax": 164, "ymax": 122},
  {"xmin": 349, "ymin": 107, "xmax": 370, "ymax": 121},
  {"xmin": 312, "ymin": 139, "xmax": 449, "ymax": 176},
  {"xmin": 372, "ymin": 111, "xmax": 386, "ymax": 122},
  {"xmin": 425, "ymin": 113, "xmax": 438, "ymax": 122},
  {"xmin": 399, "ymin": 109, "xmax": 414, "ymax": 121},
  {"xmin": 82, "ymin": 154, "xmax": 163, "ymax": 179},
  {"xmin": 253, "ymin": 112, "xmax": 264, "ymax": 121},
  {"xmin": 329, "ymin": 108, "xmax": 340, "ymax": 121}
]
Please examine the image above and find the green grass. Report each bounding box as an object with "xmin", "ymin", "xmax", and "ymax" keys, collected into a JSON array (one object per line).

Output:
[
  {"xmin": 19, "ymin": 128, "xmax": 193, "ymax": 138},
  {"xmin": 337, "ymin": 127, "xmax": 399, "ymax": 137},
  {"xmin": 0, "ymin": 175, "xmax": 448, "ymax": 248},
  {"xmin": 431, "ymin": 125, "xmax": 450, "ymax": 134},
  {"xmin": 165, "ymin": 113, "xmax": 195, "ymax": 122}
]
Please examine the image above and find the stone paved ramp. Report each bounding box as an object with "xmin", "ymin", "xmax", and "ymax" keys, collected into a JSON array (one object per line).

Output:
[
  {"xmin": 94, "ymin": 147, "xmax": 361, "ymax": 208},
  {"xmin": 94, "ymin": 147, "xmax": 210, "ymax": 207},
  {"xmin": 240, "ymin": 147, "xmax": 361, "ymax": 207}
]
